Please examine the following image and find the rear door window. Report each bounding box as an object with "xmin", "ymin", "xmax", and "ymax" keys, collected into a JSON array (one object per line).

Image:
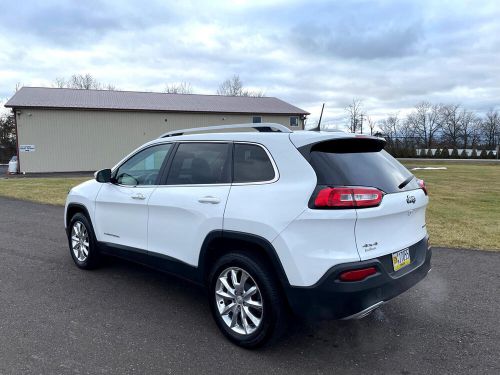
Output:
[
  {"xmin": 233, "ymin": 143, "xmax": 276, "ymax": 183},
  {"xmin": 166, "ymin": 142, "xmax": 231, "ymax": 185},
  {"xmin": 306, "ymin": 138, "xmax": 419, "ymax": 193}
]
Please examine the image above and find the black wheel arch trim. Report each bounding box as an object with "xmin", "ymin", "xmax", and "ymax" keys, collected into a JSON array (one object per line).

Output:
[
  {"xmin": 198, "ymin": 230, "xmax": 292, "ymax": 289},
  {"xmin": 66, "ymin": 203, "xmax": 93, "ymax": 233}
]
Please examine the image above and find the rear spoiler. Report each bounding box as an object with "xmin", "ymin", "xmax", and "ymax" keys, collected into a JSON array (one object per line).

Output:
[{"xmin": 298, "ymin": 136, "xmax": 386, "ymax": 160}]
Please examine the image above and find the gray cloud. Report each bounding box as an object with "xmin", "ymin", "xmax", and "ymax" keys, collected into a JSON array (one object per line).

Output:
[{"xmin": 1, "ymin": 0, "xmax": 500, "ymax": 125}]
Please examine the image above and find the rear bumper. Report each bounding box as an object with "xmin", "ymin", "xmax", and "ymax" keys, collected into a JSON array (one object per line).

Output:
[{"xmin": 285, "ymin": 236, "xmax": 431, "ymax": 320}]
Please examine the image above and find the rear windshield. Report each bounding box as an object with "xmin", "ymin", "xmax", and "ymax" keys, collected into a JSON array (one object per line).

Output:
[{"xmin": 306, "ymin": 139, "xmax": 419, "ymax": 194}]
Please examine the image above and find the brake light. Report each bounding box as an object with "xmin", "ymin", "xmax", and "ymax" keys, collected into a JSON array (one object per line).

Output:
[
  {"xmin": 339, "ymin": 267, "xmax": 377, "ymax": 282},
  {"xmin": 417, "ymin": 179, "xmax": 427, "ymax": 195},
  {"xmin": 314, "ymin": 187, "xmax": 383, "ymax": 208}
]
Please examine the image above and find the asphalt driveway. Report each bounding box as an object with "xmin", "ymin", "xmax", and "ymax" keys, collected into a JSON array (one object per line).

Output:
[{"xmin": 0, "ymin": 196, "xmax": 499, "ymax": 374}]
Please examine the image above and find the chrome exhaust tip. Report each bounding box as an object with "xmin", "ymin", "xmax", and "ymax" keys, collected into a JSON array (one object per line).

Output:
[{"xmin": 342, "ymin": 301, "xmax": 384, "ymax": 320}]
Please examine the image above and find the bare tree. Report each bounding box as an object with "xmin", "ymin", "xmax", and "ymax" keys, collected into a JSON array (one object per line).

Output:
[
  {"xmin": 53, "ymin": 77, "xmax": 67, "ymax": 88},
  {"xmin": 0, "ymin": 113, "xmax": 16, "ymax": 163},
  {"xmin": 69, "ymin": 74, "xmax": 102, "ymax": 89},
  {"xmin": 379, "ymin": 113, "xmax": 399, "ymax": 143},
  {"xmin": 460, "ymin": 109, "xmax": 477, "ymax": 149},
  {"xmin": 103, "ymin": 83, "xmax": 116, "ymax": 91},
  {"xmin": 406, "ymin": 102, "xmax": 442, "ymax": 148},
  {"xmin": 164, "ymin": 82, "xmax": 193, "ymax": 94},
  {"xmin": 217, "ymin": 75, "xmax": 264, "ymax": 97},
  {"xmin": 440, "ymin": 104, "xmax": 463, "ymax": 149},
  {"xmin": 482, "ymin": 109, "xmax": 500, "ymax": 148},
  {"xmin": 52, "ymin": 74, "xmax": 115, "ymax": 90},
  {"xmin": 366, "ymin": 115, "xmax": 376, "ymax": 136},
  {"xmin": 345, "ymin": 98, "xmax": 364, "ymax": 133}
]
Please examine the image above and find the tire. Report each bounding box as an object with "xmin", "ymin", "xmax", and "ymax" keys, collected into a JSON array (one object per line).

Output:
[
  {"xmin": 208, "ymin": 251, "xmax": 288, "ymax": 348},
  {"xmin": 67, "ymin": 212, "xmax": 101, "ymax": 269}
]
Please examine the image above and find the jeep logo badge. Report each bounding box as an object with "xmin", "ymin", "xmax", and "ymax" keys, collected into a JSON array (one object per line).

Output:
[{"xmin": 406, "ymin": 195, "xmax": 416, "ymax": 204}]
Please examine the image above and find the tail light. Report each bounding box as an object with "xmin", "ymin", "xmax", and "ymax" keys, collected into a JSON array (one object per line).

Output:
[
  {"xmin": 314, "ymin": 187, "xmax": 384, "ymax": 208},
  {"xmin": 339, "ymin": 267, "xmax": 377, "ymax": 282},
  {"xmin": 417, "ymin": 179, "xmax": 428, "ymax": 195}
]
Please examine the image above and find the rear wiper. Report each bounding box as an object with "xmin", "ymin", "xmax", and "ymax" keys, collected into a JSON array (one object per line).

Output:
[{"xmin": 398, "ymin": 175, "xmax": 415, "ymax": 189}]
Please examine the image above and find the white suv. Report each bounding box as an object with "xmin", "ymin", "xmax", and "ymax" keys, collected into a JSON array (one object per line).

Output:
[{"xmin": 65, "ymin": 123, "xmax": 431, "ymax": 347}]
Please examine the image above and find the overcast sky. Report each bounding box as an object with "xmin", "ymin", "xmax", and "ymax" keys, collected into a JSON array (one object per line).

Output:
[{"xmin": 1, "ymin": 0, "xmax": 499, "ymax": 126}]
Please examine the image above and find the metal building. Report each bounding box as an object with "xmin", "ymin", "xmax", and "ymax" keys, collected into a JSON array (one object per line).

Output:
[{"xmin": 5, "ymin": 87, "xmax": 309, "ymax": 173}]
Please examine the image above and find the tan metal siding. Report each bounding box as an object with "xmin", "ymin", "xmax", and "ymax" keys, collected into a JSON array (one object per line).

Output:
[{"xmin": 16, "ymin": 109, "xmax": 303, "ymax": 173}]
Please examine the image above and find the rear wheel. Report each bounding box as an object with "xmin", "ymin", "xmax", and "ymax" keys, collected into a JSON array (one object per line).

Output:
[
  {"xmin": 68, "ymin": 213, "xmax": 101, "ymax": 269},
  {"xmin": 208, "ymin": 252, "xmax": 288, "ymax": 348}
]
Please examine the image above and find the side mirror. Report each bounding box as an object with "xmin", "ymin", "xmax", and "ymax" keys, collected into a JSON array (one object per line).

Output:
[{"xmin": 95, "ymin": 168, "xmax": 112, "ymax": 183}]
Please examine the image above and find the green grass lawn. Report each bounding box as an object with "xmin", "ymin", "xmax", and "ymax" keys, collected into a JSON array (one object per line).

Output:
[
  {"xmin": 1, "ymin": 161, "xmax": 499, "ymax": 250},
  {"xmin": 401, "ymin": 161, "xmax": 500, "ymax": 251},
  {"xmin": 0, "ymin": 177, "xmax": 89, "ymax": 206}
]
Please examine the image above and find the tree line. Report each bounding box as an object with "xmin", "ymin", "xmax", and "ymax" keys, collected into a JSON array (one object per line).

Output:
[
  {"xmin": 344, "ymin": 99, "xmax": 499, "ymax": 158},
  {"xmin": 0, "ymin": 113, "xmax": 15, "ymax": 163},
  {"xmin": 51, "ymin": 73, "xmax": 264, "ymax": 97}
]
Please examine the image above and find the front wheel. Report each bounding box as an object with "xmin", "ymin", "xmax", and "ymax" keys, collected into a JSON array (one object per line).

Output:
[
  {"xmin": 68, "ymin": 213, "xmax": 101, "ymax": 269},
  {"xmin": 208, "ymin": 252, "xmax": 288, "ymax": 348}
]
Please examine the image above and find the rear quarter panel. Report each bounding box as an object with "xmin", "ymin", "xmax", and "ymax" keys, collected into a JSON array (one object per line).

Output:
[{"xmin": 223, "ymin": 138, "xmax": 316, "ymax": 241}]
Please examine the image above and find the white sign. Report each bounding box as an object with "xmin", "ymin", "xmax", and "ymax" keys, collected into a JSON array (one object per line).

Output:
[{"xmin": 19, "ymin": 145, "xmax": 36, "ymax": 153}]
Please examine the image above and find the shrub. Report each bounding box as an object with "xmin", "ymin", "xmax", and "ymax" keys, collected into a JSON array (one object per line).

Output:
[
  {"xmin": 419, "ymin": 149, "xmax": 427, "ymax": 158},
  {"xmin": 441, "ymin": 148, "xmax": 450, "ymax": 158},
  {"xmin": 460, "ymin": 149, "xmax": 468, "ymax": 159},
  {"xmin": 426, "ymin": 148, "xmax": 433, "ymax": 158},
  {"xmin": 487, "ymin": 150, "xmax": 496, "ymax": 159},
  {"xmin": 479, "ymin": 149, "xmax": 488, "ymax": 159},
  {"xmin": 451, "ymin": 148, "xmax": 459, "ymax": 158},
  {"xmin": 434, "ymin": 148, "xmax": 441, "ymax": 158},
  {"xmin": 471, "ymin": 149, "xmax": 478, "ymax": 158},
  {"xmin": 408, "ymin": 147, "xmax": 417, "ymax": 158}
]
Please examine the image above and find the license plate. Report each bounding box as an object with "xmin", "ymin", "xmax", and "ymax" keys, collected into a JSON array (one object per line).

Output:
[{"xmin": 392, "ymin": 248, "xmax": 411, "ymax": 271}]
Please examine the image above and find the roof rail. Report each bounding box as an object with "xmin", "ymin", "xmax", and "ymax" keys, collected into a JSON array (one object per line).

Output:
[{"xmin": 159, "ymin": 123, "xmax": 292, "ymax": 138}]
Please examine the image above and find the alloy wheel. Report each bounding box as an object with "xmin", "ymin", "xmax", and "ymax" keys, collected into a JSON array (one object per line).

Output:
[
  {"xmin": 71, "ymin": 221, "xmax": 89, "ymax": 262},
  {"xmin": 215, "ymin": 267, "xmax": 264, "ymax": 335}
]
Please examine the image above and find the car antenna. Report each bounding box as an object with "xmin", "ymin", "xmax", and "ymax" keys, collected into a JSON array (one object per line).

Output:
[{"xmin": 309, "ymin": 103, "xmax": 324, "ymax": 131}]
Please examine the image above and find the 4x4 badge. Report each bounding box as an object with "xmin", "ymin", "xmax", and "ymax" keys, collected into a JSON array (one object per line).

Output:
[{"xmin": 406, "ymin": 195, "xmax": 416, "ymax": 204}]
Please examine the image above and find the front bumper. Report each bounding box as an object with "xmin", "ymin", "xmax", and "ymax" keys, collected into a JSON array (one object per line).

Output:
[{"xmin": 285, "ymin": 236, "xmax": 432, "ymax": 320}]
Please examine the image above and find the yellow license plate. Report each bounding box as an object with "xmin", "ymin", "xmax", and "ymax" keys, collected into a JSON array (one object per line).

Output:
[{"xmin": 392, "ymin": 248, "xmax": 411, "ymax": 271}]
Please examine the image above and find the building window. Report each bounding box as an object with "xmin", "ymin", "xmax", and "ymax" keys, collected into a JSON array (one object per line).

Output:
[
  {"xmin": 252, "ymin": 116, "xmax": 262, "ymax": 123},
  {"xmin": 290, "ymin": 116, "xmax": 299, "ymax": 127}
]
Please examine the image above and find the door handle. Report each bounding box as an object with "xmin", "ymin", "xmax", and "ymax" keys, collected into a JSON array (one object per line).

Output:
[
  {"xmin": 131, "ymin": 193, "xmax": 146, "ymax": 200},
  {"xmin": 198, "ymin": 196, "xmax": 220, "ymax": 204}
]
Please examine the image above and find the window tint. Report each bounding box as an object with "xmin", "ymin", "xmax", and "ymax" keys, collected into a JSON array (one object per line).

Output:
[
  {"xmin": 290, "ymin": 116, "xmax": 299, "ymax": 127},
  {"xmin": 307, "ymin": 139, "xmax": 419, "ymax": 193},
  {"xmin": 115, "ymin": 143, "xmax": 172, "ymax": 186},
  {"xmin": 252, "ymin": 116, "xmax": 262, "ymax": 123},
  {"xmin": 233, "ymin": 143, "xmax": 275, "ymax": 183},
  {"xmin": 167, "ymin": 143, "xmax": 230, "ymax": 185}
]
